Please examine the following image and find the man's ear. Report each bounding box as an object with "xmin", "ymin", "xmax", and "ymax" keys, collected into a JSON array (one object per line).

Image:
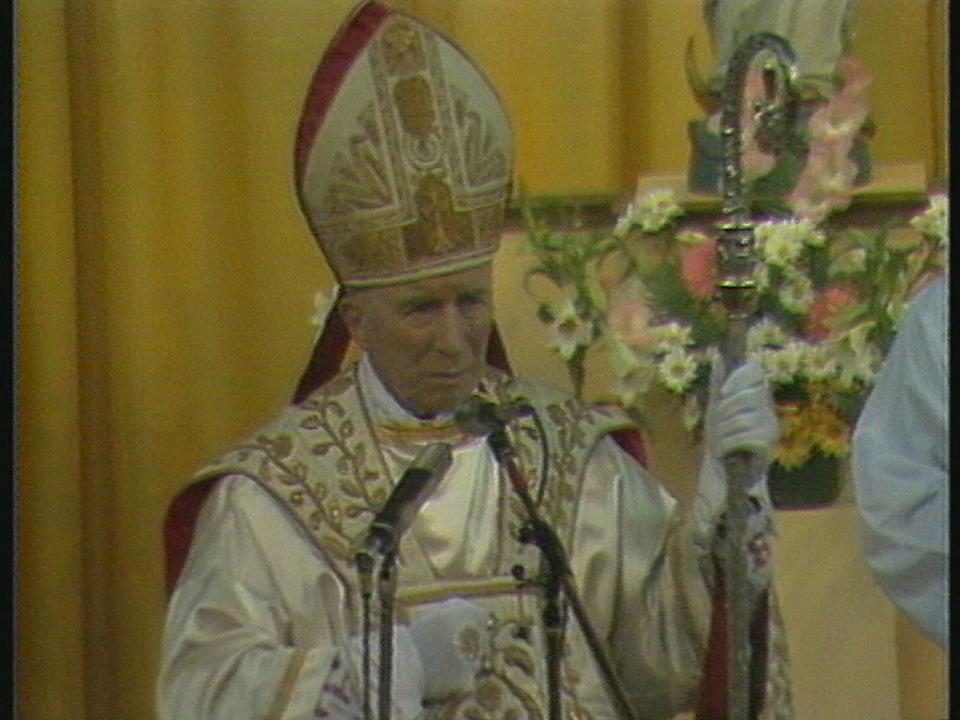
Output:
[{"xmin": 338, "ymin": 294, "xmax": 367, "ymax": 349}]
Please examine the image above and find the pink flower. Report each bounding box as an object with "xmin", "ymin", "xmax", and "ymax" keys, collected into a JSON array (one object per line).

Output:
[
  {"xmin": 680, "ymin": 238, "xmax": 717, "ymax": 299},
  {"xmin": 787, "ymin": 140, "xmax": 858, "ymax": 222},
  {"xmin": 787, "ymin": 56, "xmax": 871, "ymax": 222},
  {"xmin": 607, "ymin": 293, "xmax": 655, "ymax": 350},
  {"xmin": 806, "ymin": 284, "xmax": 859, "ymax": 340},
  {"xmin": 835, "ymin": 56, "xmax": 873, "ymax": 98},
  {"xmin": 807, "ymin": 91, "xmax": 869, "ymax": 144}
]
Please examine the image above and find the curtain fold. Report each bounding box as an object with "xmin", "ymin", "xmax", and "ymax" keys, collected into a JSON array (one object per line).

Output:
[
  {"xmin": 16, "ymin": 4, "xmax": 87, "ymax": 718},
  {"xmin": 15, "ymin": 2, "xmax": 945, "ymax": 718}
]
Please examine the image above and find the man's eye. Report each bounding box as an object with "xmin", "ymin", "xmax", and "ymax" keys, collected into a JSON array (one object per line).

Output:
[
  {"xmin": 404, "ymin": 300, "xmax": 440, "ymax": 315},
  {"xmin": 458, "ymin": 294, "xmax": 488, "ymax": 309}
]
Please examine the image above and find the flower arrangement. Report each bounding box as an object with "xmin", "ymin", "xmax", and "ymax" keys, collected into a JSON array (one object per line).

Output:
[
  {"xmin": 688, "ymin": 43, "xmax": 876, "ymax": 211},
  {"xmin": 522, "ymin": 187, "xmax": 947, "ymax": 474}
]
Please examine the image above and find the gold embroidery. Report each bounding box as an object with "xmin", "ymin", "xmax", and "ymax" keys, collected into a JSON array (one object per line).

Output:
[
  {"xmin": 396, "ymin": 576, "xmax": 524, "ymax": 607},
  {"xmin": 472, "ymin": 204, "xmax": 506, "ymax": 249},
  {"xmin": 381, "ymin": 19, "xmax": 426, "ymax": 75},
  {"xmin": 431, "ymin": 613, "xmax": 544, "ymax": 720},
  {"xmin": 451, "ymin": 84, "xmax": 509, "ymax": 188},
  {"xmin": 324, "ymin": 104, "xmax": 391, "ymax": 217},
  {"xmin": 338, "ymin": 227, "xmax": 406, "ymax": 276},
  {"xmin": 376, "ymin": 422, "xmax": 469, "ymax": 446},
  {"xmin": 403, "ymin": 175, "xmax": 474, "ymax": 260},
  {"xmin": 301, "ymin": 12, "xmax": 510, "ymax": 288},
  {"xmin": 393, "ymin": 75, "xmax": 437, "ymax": 138}
]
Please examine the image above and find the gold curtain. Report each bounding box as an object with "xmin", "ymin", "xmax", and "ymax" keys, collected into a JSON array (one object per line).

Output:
[{"xmin": 15, "ymin": 1, "xmax": 946, "ymax": 718}]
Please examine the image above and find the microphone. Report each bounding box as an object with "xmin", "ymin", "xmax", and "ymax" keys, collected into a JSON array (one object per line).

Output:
[
  {"xmin": 454, "ymin": 394, "xmax": 535, "ymax": 437},
  {"xmin": 359, "ymin": 442, "xmax": 454, "ymax": 559}
]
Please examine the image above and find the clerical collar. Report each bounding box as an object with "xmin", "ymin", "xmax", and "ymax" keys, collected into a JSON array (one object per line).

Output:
[{"xmin": 357, "ymin": 353, "xmax": 457, "ymax": 430}]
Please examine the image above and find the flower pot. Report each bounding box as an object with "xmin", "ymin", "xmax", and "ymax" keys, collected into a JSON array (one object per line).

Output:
[{"xmin": 767, "ymin": 452, "xmax": 843, "ymax": 510}]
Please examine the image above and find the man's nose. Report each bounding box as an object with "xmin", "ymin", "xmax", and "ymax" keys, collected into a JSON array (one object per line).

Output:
[{"xmin": 433, "ymin": 305, "xmax": 472, "ymax": 356}]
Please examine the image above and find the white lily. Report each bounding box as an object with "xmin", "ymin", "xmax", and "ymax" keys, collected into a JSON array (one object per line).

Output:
[{"xmin": 548, "ymin": 299, "xmax": 594, "ymax": 361}]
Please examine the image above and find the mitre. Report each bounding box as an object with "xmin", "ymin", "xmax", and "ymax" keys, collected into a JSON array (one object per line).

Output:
[{"xmin": 294, "ymin": 1, "xmax": 515, "ymax": 288}]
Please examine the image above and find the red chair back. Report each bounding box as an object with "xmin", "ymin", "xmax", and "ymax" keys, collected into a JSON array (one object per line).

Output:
[{"xmin": 163, "ymin": 475, "xmax": 220, "ymax": 597}]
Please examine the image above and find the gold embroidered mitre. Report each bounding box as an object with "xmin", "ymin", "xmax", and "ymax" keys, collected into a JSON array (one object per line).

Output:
[{"xmin": 294, "ymin": 1, "xmax": 514, "ymax": 288}]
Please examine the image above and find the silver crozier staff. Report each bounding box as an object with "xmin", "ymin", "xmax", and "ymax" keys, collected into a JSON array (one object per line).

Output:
[{"xmin": 713, "ymin": 32, "xmax": 797, "ymax": 720}]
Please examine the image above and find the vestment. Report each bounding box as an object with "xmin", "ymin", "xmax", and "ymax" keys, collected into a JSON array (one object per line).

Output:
[
  {"xmin": 852, "ymin": 275, "xmax": 949, "ymax": 647},
  {"xmin": 159, "ymin": 355, "xmax": 790, "ymax": 719}
]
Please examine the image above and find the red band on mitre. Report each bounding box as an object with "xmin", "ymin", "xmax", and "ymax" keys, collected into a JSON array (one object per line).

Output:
[{"xmin": 293, "ymin": 1, "xmax": 390, "ymax": 185}]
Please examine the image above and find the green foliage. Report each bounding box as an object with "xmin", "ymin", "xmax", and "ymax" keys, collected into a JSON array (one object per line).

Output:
[{"xmin": 519, "ymin": 185, "xmax": 947, "ymax": 463}]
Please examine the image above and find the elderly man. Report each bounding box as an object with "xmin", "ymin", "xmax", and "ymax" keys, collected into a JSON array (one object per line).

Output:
[{"xmin": 158, "ymin": 3, "xmax": 789, "ymax": 719}]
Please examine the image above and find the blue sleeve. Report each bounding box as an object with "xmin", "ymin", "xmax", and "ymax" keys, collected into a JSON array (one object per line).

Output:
[{"xmin": 851, "ymin": 277, "xmax": 948, "ymax": 647}]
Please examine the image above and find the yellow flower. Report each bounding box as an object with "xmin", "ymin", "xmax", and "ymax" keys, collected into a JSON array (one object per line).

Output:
[
  {"xmin": 774, "ymin": 403, "xmax": 813, "ymax": 467},
  {"xmin": 775, "ymin": 434, "xmax": 813, "ymax": 469},
  {"xmin": 774, "ymin": 397, "xmax": 850, "ymax": 468},
  {"xmin": 909, "ymin": 193, "xmax": 948, "ymax": 244},
  {"xmin": 618, "ymin": 188, "xmax": 684, "ymax": 236}
]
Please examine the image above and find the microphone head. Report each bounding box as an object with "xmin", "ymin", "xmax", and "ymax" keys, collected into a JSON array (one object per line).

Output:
[
  {"xmin": 362, "ymin": 441, "xmax": 453, "ymax": 556},
  {"xmin": 454, "ymin": 394, "xmax": 535, "ymax": 436},
  {"xmin": 454, "ymin": 395, "xmax": 497, "ymax": 436}
]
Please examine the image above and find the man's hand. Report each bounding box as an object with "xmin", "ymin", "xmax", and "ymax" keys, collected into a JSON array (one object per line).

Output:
[
  {"xmin": 705, "ymin": 356, "xmax": 778, "ymax": 465},
  {"xmin": 695, "ymin": 357, "xmax": 779, "ymax": 527},
  {"xmin": 409, "ymin": 597, "xmax": 490, "ymax": 700}
]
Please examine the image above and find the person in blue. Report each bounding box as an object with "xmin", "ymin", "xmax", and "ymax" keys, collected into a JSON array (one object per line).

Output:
[{"xmin": 852, "ymin": 275, "xmax": 948, "ymax": 647}]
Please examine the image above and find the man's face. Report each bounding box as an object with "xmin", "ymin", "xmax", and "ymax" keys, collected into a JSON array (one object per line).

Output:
[{"xmin": 341, "ymin": 264, "xmax": 494, "ymax": 418}]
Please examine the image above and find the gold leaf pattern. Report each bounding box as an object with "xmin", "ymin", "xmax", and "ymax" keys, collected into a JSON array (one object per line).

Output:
[
  {"xmin": 452, "ymin": 84, "xmax": 508, "ymax": 187},
  {"xmin": 474, "ymin": 677, "xmax": 502, "ymax": 711},
  {"xmin": 502, "ymin": 645, "xmax": 536, "ymax": 677},
  {"xmin": 190, "ymin": 364, "xmax": 635, "ymax": 720},
  {"xmin": 381, "ymin": 20, "xmax": 426, "ymax": 75}
]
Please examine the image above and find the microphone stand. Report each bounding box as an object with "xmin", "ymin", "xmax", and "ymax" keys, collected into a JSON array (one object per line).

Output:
[
  {"xmin": 355, "ymin": 545, "xmax": 400, "ymax": 720},
  {"xmin": 486, "ymin": 428, "xmax": 638, "ymax": 720},
  {"xmin": 376, "ymin": 548, "xmax": 399, "ymax": 720},
  {"xmin": 356, "ymin": 552, "xmax": 376, "ymax": 720},
  {"xmin": 516, "ymin": 516, "xmax": 565, "ymax": 720}
]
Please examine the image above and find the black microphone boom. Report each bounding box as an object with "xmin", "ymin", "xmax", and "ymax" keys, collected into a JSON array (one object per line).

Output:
[{"xmin": 360, "ymin": 442, "xmax": 453, "ymax": 558}]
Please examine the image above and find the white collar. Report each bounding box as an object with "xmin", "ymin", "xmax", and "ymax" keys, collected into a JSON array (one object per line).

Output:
[{"xmin": 357, "ymin": 353, "xmax": 455, "ymax": 427}]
